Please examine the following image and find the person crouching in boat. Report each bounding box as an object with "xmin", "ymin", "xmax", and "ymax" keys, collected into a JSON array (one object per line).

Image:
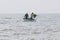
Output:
[
  {"xmin": 24, "ymin": 13, "xmax": 29, "ymax": 19},
  {"xmin": 30, "ymin": 12, "xmax": 37, "ymax": 19}
]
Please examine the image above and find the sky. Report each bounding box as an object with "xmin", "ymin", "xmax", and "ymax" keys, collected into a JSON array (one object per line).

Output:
[{"xmin": 0, "ymin": 0, "xmax": 60, "ymax": 14}]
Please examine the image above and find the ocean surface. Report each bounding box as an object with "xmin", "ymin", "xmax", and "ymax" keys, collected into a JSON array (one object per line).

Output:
[{"xmin": 0, "ymin": 14, "xmax": 60, "ymax": 40}]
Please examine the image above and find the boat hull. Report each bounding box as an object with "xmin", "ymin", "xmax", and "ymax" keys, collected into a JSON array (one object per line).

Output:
[{"xmin": 23, "ymin": 18, "xmax": 35, "ymax": 22}]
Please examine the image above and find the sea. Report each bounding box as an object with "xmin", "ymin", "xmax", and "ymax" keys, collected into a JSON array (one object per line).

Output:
[{"xmin": 0, "ymin": 14, "xmax": 60, "ymax": 40}]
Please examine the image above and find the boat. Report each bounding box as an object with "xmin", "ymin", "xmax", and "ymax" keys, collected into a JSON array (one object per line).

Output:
[{"xmin": 23, "ymin": 18, "xmax": 35, "ymax": 22}]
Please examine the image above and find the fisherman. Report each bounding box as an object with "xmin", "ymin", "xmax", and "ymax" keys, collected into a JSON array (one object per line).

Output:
[
  {"xmin": 24, "ymin": 13, "xmax": 29, "ymax": 19},
  {"xmin": 30, "ymin": 12, "xmax": 37, "ymax": 19}
]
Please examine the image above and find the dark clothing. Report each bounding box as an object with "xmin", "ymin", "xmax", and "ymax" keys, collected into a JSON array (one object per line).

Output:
[
  {"xmin": 25, "ymin": 13, "xmax": 28, "ymax": 19},
  {"xmin": 34, "ymin": 14, "xmax": 37, "ymax": 18}
]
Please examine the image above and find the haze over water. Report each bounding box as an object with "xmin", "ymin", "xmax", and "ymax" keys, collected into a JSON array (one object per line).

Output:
[{"xmin": 0, "ymin": 14, "xmax": 60, "ymax": 40}]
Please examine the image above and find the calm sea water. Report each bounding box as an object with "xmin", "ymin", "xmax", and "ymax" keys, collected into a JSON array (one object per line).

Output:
[{"xmin": 0, "ymin": 14, "xmax": 60, "ymax": 40}]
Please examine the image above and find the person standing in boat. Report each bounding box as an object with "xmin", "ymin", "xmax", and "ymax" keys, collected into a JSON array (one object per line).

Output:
[
  {"xmin": 24, "ymin": 13, "xmax": 29, "ymax": 19},
  {"xmin": 30, "ymin": 12, "xmax": 37, "ymax": 19}
]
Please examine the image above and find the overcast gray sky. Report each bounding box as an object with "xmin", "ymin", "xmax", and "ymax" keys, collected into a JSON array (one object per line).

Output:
[{"xmin": 0, "ymin": 0, "xmax": 60, "ymax": 14}]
